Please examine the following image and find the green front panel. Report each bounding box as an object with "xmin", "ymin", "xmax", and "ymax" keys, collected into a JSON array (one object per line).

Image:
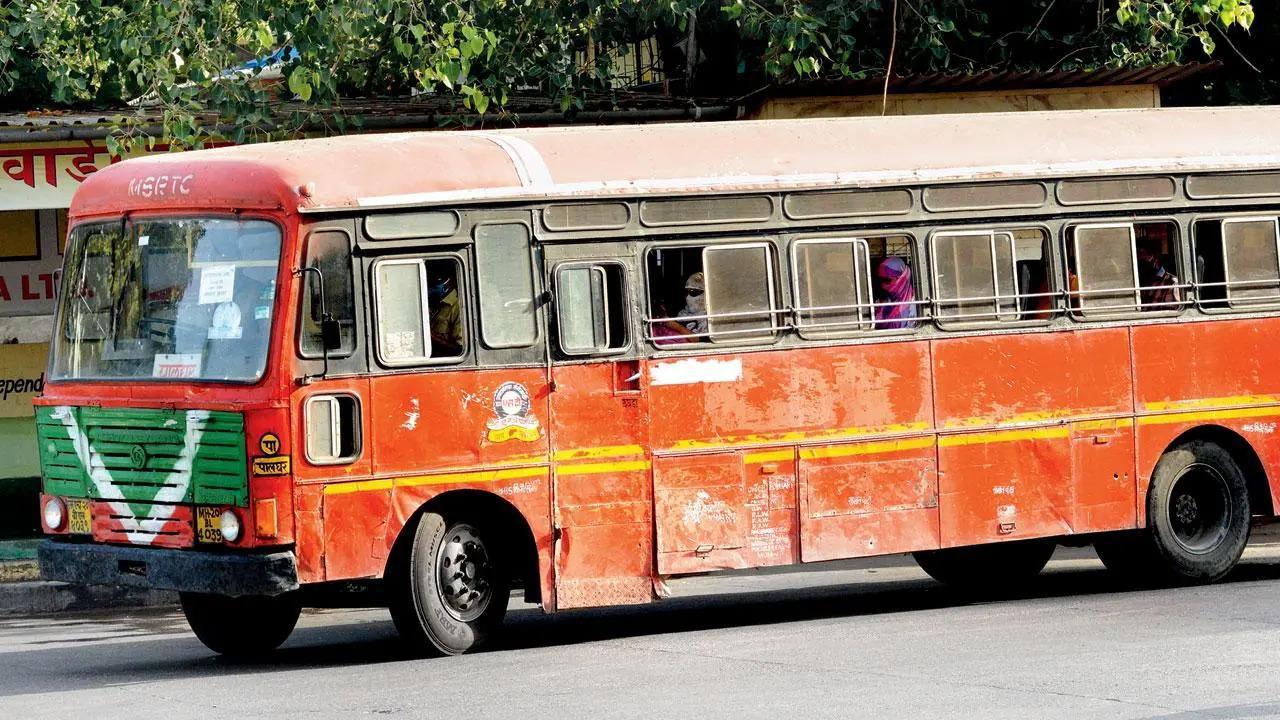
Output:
[{"xmin": 36, "ymin": 406, "xmax": 248, "ymax": 507}]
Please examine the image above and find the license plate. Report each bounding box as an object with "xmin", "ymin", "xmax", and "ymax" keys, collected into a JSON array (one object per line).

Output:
[
  {"xmin": 67, "ymin": 499, "xmax": 91, "ymax": 535},
  {"xmin": 196, "ymin": 507, "xmax": 222, "ymax": 544}
]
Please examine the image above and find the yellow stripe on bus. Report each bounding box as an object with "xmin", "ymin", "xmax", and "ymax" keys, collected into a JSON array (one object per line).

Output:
[
  {"xmin": 800, "ymin": 436, "xmax": 936, "ymax": 459},
  {"xmin": 552, "ymin": 445, "xmax": 645, "ymax": 462},
  {"xmin": 1137, "ymin": 406, "xmax": 1280, "ymax": 426},
  {"xmin": 667, "ymin": 422, "xmax": 931, "ymax": 452},
  {"xmin": 938, "ymin": 426, "xmax": 1070, "ymax": 447},
  {"xmin": 556, "ymin": 460, "xmax": 651, "ymax": 476},
  {"xmin": 1144, "ymin": 395, "xmax": 1280, "ymax": 412},
  {"xmin": 325, "ymin": 465, "xmax": 548, "ymax": 495}
]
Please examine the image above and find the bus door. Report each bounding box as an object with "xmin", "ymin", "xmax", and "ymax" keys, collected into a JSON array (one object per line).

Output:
[
  {"xmin": 544, "ymin": 244, "xmax": 653, "ymax": 608},
  {"xmin": 292, "ymin": 221, "xmax": 373, "ymax": 583}
]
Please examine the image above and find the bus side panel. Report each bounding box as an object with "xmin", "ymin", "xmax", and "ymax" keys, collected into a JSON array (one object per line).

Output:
[
  {"xmin": 293, "ymin": 377, "xmax": 374, "ymax": 583},
  {"xmin": 369, "ymin": 367, "xmax": 555, "ymax": 606},
  {"xmin": 1132, "ymin": 318, "xmax": 1280, "ymax": 522},
  {"xmin": 652, "ymin": 448, "xmax": 798, "ymax": 574},
  {"xmin": 548, "ymin": 362, "xmax": 654, "ymax": 608},
  {"xmin": 933, "ymin": 329, "xmax": 1133, "ymax": 547},
  {"xmin": 798, "ymin": 438, "xmax": 939, "ymax": 562},
  {"xmin": 368, "ymin": 369, "xmax": 550, "ymax": 478},
  {"xmin": 647, "ymin": 342, "xmax": 931, "ymax": 569}
]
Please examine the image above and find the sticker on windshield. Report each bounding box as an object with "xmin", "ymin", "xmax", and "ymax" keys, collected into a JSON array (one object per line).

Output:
[
  {"xmin": 254, "ymin": 305, "xmax": 271, "ymax": 320},
  {"xmin": 152, "ymin": 353, "xmax": 202, "ymax": 378},
  {"xmin": 198, "ymin": 264, "xmax": 235, "ymax": 304}
]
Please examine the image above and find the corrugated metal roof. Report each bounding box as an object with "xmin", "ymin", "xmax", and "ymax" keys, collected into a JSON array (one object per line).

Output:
[
  {"xmin": 0, "ymin": 63, "xmax": 1218, "ymax": 134},
  {"xmin": 766, "ymin": 62, "xmax": 1221, "ymax": 98}
]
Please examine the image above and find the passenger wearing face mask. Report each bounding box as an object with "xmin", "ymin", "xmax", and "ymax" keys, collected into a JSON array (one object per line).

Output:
[
  {"xmin": 428, "ymin": 268, "xmax": 463, "ymax": 356},
  {"xmin": 676, "ymin": 271, "xmax": 709, "ymax": 337}
]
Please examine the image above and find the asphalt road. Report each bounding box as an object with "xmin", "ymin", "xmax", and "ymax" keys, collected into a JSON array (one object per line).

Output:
[{"xmin": 3, "ymin": 542, "xmax": 1280, "ymax": 720}]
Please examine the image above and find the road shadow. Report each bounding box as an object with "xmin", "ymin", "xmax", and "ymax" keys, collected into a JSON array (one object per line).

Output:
[{"xmin": 2, "ymin": 552, "xmax": 1280, "ymax": 697}]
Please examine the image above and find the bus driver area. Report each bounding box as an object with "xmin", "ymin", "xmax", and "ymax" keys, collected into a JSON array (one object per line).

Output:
[{"xmin": 32, "ymin": 105, "xmax": 1280, "ymax": 658}]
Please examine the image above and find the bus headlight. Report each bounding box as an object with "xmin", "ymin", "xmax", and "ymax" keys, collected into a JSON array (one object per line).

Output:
[
  {"xmin": 219, "ymin": 509, "xmax": 242, "ymax": 543},
  {"xmin": 43, "ymin": 497, "xmax": 66, "ymax": 531}
]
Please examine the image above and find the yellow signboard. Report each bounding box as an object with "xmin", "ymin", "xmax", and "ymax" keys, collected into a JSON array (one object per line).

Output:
[{"xmin": 0, "ymin": 342, "xmax": 47, "ymax": 418}]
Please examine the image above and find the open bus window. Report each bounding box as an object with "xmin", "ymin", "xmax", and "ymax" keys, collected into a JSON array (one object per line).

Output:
[
  {"xmin": 645, "ymin": 243, "xmax": 779, "ymax": 346},
  {"xmin": 373, "ymin": 256, "xmax": 466, "ymax": 365},
  {"xmin": 555, "ymin": 262, "xmax": 628, "ymax": 355},
  {"xmin": 1067, "ymin": 220, "xmax": 1183, "ymax": 317},
  {"xmin": 474, "ymin": 223, "xmax": 537, "ymax": 349},
  {"xmin": 931, "ymin": 227, "xmax": 1051, "ymax": 326},
  {"xmin": 299, "ymin": 230, "xmax": 356, "ymax": 357},
  {"xmin": 791, "ymin": 234, "xmax": 918, "ymax": 335},
  {"xmin": 52, "ymin": 218, "xmax": 281, "ymax": 382},
  {"xmin": 1194, "ymin": 217, "xmax": 1280, "ymax": 310},
  {"xmin": 305, "ymin": 394, "xmax": 361, "ymax": 464}
]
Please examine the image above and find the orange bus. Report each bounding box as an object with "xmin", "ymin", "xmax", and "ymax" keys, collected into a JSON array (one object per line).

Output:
[{"xmin": 36, "ymin": 106, "xmax": 1280, "ymax": 656}]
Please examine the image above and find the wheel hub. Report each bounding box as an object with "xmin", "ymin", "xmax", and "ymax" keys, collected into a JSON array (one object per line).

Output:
[
  {"xmin": 1167, "ymin": 463, "xmax": 1231, "ymax": 555},
  {"xmin": 436, "ymin": 525, "xmax": 493, "ymax": 622}
]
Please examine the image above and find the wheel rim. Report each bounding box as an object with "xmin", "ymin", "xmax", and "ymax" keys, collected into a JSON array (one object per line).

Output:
[
  {"xmin": 1165, "ymin": 463, "xmax": 1232, "ymax": 555},
  {"xmin": 435, "ymin": 523, "xmax": 494, "ymax": 622}
]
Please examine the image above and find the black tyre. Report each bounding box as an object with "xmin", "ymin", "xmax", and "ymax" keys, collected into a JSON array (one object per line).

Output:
[
  {"xmin": 913, "ymin": 538, "xmax": 1055, "ymax": 589},
  {"xmin": 389, "ymin": 512, "xmax": 509, "ymax": 656},
  {"xmin": 1131, "ymin": 440, "xmax": 1250, "ymax": 583},
  {"xmin": 180, "ymin": 591, "xmax": 301, "ymax": 658}
]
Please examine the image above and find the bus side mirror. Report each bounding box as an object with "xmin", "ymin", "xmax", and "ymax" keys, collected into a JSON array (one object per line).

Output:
[{"xmin": 322, "ymin": 317, "xmax": 342, "ymax": 351}]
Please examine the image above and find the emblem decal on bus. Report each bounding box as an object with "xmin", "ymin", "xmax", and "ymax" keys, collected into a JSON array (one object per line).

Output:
[
  {"xmin": 252, "ymin": 433, "xmax": 290, "ymax": 476},
  {"xmin": 486, "ymin": 382, "xmax": 541, "ymax": 443}
]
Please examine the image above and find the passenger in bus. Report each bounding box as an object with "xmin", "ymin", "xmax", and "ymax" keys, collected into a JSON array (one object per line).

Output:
[
  {"xmin": 873, "ymin": 257, "xmax": 917, "ymax": 329},
  {"xmin": 1022, "ymin": 262, "xmax": 1054, "ymax": 320},
  {"xmin": 1137, "ymin": 241, "xmax": 1180, "ymax": 310},
  {"xmin": 428, "ymin": 268, "xmax": 463, "ymax": 356},
  {"xmin": 651, "ymin": 298, "xmax": 697, "ymax": 346},
  {"xmin": 676, "ymin": 272, "xmax": 709, "ymax": 336}
]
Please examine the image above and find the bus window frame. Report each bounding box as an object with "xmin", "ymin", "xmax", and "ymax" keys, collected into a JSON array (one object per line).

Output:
[
  {"xmin": 303, "ymin": 392, "xmax": 363, "ymax": 466},
  {"xmin": 642, "ymin": 237, "xmax": 785, "ymax": 351},
  {"xmin": 472, "ymin": 219, "xmax": 540, "ymax": 351},
  {"xmin": 789, "ymin": 236, "xmax": 874, "ymax": 339},
  {"xmin": 1217, "ymin": 215, "xmax": 1280, "ymax": 311},
  {"xmin": 928, "ymin": 224, "xmax": 1055, "ymax": 330},
  {"xmin": 552, "ymin": 259, "xmax": 632, "ymax": 358},
  {"xmin": 702, "ymin": 241, "xmax": 781, "ymax": 345},
  {"xmin": 297, "ymin": 226, "xmax": 358, "ymax": 362},
  {"xmin": 1065, "ymin": 219, "xmax": 1188, "ymax": 321},
  {"xmin": 369, "ymin": 253, "xmax": 469, "ymax": 368}
]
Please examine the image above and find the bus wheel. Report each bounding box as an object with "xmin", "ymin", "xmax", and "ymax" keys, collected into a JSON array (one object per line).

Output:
[
  {"xmin": 389, "ymin": 511, "xmax": 510, "ymax": 656},
  {"xmin": 179, "ymin": 591, "xmax": 301, "ymax": 658},
  {"xmin": 1138, "ymin": 440, "xmax": 1250, "ymax": 583},
  {"xmin": 912, "ymin": 539, "xmax": 1055, "ymax": 589}
]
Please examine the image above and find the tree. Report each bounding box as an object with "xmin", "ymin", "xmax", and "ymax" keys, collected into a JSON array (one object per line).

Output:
[{"xmin": 0, "ymin": 1, "xmax": 1257, "ymax": 151}]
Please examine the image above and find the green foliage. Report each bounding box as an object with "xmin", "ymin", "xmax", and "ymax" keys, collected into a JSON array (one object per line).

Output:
[{"xmin": 0, "ymin": 1, "xmax": 1257, "ymax": 150}]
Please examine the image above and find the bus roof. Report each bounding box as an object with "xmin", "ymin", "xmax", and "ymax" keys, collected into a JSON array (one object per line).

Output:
[{"xmin": 70, "ymin": 105, "xmax": 1280, "ymax": 217}]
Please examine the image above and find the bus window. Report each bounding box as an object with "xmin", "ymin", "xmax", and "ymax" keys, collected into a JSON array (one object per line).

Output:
[
  {"xmin": 792, "ymin": 238, "xmax": 872, "ymax": 337},
  {"xmin": 931, "ymin": 227, "xmax": 1051, "ymax": 326},
  {"xmin": 704, "ymin": 244, "xmax": 778, "ymax": 343},
  {"xmin": 1067, "ymin": 220, "xmax": 1183, "ymax": 316},
  {"xmin": 645, "ymin": 243, "xmax": 779, "ymax": 346},
  {"xmin": 373, "ymin": 256, "xmax": 465, "ymax": 365},
  {"xmin": 555, "ymin": 262, "xmax": 629, "ymax": 355},
  {"xmin": 474, "ymin": 223, "xmax": 537, "ymax": 348},
  {"xmin": 299, "ymin": 230, "xmax": 355, "ymax": 356},
  {"xmin": 1195, "ymin": 217, "xmax": 1280, "ymax": 309},
  {"xmin": 791, "ymin": 233, "xmax": 919, "ymax": 335}
]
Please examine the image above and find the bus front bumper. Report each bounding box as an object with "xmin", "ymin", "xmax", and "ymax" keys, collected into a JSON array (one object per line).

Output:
[{"xmin": 39, "ymin": 540, "xmax": 299, "ymax": 597}]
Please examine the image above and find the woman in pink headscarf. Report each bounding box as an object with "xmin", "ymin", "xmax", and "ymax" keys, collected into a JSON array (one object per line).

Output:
[{"xmin": 874, "ymin": 257, "xmax": 917, "ymax": 329}]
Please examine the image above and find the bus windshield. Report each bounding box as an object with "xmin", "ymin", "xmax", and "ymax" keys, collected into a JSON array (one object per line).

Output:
[{"xmin": 52, "ymin": 217, "xmax": 282, "ymax": 383}]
